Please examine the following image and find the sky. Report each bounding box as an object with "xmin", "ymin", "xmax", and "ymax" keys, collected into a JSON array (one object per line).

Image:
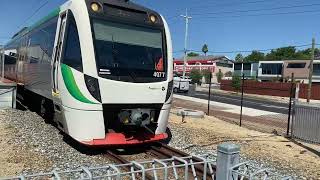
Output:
[{"xmin": 1, "ymin": 0, "xmax": 320, "ymax": 59}]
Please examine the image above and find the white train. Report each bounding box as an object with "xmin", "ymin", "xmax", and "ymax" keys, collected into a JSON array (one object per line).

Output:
[{"xmin": 1, "ymin": 0, "xmax": 173, "ymax": 146}]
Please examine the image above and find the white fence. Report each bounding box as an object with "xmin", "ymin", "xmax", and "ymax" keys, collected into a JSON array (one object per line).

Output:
[
  {"xmin": 1, "ymin": 143, "xmax": 292, "ymax": 180},
  {"xmin": 292, "ymin": 102, "xmax": 320, "ymax": 144}
]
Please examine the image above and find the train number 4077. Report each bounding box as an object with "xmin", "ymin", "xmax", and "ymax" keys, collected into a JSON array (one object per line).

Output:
[{"xmin": 153, "ymin": 72, "xmax": 166, "ymax": 78}]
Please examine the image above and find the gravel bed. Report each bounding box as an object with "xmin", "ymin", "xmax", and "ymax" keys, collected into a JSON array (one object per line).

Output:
[
  {"xmin": 0, "ymin": 109, "xmax": 110, "ymax": 176},
  {"xmin": 168, "ymin": 122, "xmax": 301, "ymax": 179},
  {"xmin": 0, "ymin": 108, "xmax": 310, "ymax": 179}
]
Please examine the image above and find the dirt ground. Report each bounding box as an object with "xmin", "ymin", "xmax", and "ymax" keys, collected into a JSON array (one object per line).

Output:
[
  {"xmin": 173, "ymin": 98, "xmax": 288, "ymax": 135},
  {"xmin": 169, "ymin": 112, "xmax": 320, "ymax": 179},
  {"xmin": 0, "ymin": 119, "xmax": 52, "ymax": 177}
]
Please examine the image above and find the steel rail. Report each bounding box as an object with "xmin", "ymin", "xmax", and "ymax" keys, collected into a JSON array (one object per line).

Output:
[
  {"xmin": 105, "ymin": 150, "xmax": 154, "ymax": 180},
  {"xmin": 149, "ymin": 143, "xmax": 216, "ymax": 179}
]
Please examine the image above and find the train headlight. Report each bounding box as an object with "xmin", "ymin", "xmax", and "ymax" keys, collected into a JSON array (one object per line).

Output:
[
  {"xmin": 91, "ymin": 2, "xmax": 102, "ymax": 12},
  {"xmin": 84, "ymin": 75, "xmax": 101, "ymax": 102},
  {"xmin": 149, "ymin": 14, "xmax": 157, "ymax": 23}
]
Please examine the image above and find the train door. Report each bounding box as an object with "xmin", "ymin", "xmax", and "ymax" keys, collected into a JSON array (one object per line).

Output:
[{"xmin": 51, "ymin": 11, "xmax": 68, "ymax": 130}]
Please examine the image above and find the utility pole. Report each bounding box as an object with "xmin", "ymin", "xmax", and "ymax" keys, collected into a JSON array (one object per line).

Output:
[
  {"xmin": 181, "ymin": 9, "xmax": 192, "ymax": 79},
  {"xmin": 0, "ymin": 47, "xmax": 3, "ymax": 80},
  {"xmin": 307, "ymin": 38, "xmax": 315, "ymax": 103}
]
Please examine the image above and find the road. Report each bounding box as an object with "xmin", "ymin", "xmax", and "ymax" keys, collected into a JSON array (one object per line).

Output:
[{"xmin": 176, "ymin": 86, "xmax": 289, "ymax": 114}]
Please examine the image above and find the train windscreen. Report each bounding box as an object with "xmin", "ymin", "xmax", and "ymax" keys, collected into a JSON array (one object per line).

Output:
[{"xmin": 93, "ymin": 19, "xmax": 166, "ymax": 83}]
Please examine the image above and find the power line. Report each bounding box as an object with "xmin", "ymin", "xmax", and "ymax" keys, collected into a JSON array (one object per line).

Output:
[
  {"xmin": 16, "ymin": 0, "xmax": 50, "ymax": 29},
  {"xmin": 173, "ymin": 44, "xmax": 312, "ymax": 55},
  {"xmin": 167, "ymin": 0, "xmax": 279, "ymax": 22},
  {"xmin": 192, "ymin": 9, "xmax": 320, "ymax": 20},
  {"xmin": 191, "ymin": 3, "xmax": 320, "ymax": 16},
  {"xmin": 190, "ymin": 0, "xmax": 277, "ymax": 10}
]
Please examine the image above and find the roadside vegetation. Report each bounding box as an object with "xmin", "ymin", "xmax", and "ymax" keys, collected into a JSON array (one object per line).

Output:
[{"xmin": 234, "ymin": 46, "xmax": 320, "ymax": 63}]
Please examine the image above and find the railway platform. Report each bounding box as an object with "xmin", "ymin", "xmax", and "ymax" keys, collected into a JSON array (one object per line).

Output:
[{"xmin": 0, "ymin": 78, "xmax": 17, "ymax": 109}]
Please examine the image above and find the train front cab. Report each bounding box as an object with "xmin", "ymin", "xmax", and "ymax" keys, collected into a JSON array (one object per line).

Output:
[{"xmin": 53, "ymin": 0, "xmax": 173, "ymax": 146}]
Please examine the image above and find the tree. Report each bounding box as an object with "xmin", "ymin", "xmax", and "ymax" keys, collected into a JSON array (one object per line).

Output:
[
  {"xmin": 202, "ymin": 69, "xmax": 212, "ymax": 84},
  {"xmin": 265, "ymin": 46, "xmax": 297, "ymax": 60},
  {"xmin": 202, "ymin": 44, "xmax": 208, "ymax": 56},
  {"xmin": 241, "ymin": 46, "xmax": 320, "ymax": 62},
  {"xmin": 244, "ymin": 51, "xmax": 264, "ymax": 62},
  {"xmin": 235, "ymin": 53, "xmax": 244, "ymax": 62},
  {"xmin": 224, "ymin": 71, "xmax": 233, "ymax": 77},
  {"xmin": 295, "ymin": 48, "xmax": 320, "ymax": 60},
  {"xmin": 216, "ymin": 69, "xmax": 224, "ymax": 83},
  {"xmin": 189, "ymin": 69, "xmax": 202, "ymax": 84},
  {"xmin": 187, "ymin": 52, "xmax": 199, "ymax": 57},
  {"xmin": 231, "ymin": 74, "xmax": 241, "ymax": 92}
]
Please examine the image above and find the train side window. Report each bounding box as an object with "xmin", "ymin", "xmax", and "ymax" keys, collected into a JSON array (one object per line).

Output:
[
  {"xmin": 41, "ymin": 17, "xmax": 58, "ymax": 62},
  {"xmin": 29, "ymin": 30, "xmax": 43, "ymax": 63},
  {"xmin": 62, "ymin": 15, "xmax": 82, "ymax": 72}
]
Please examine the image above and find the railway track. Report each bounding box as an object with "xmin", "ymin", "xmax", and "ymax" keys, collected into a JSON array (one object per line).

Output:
[
  {"xmin": 149, "ymin": 143, "xmax": 216, "ymax": 179},
  {"xmin": 104, "ymin": 143, "xmax": 216, "ymax": 180}
]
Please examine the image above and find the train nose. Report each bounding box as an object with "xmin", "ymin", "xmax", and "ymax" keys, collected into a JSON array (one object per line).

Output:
[{"xmin": 99, "ymin": 80, "xmax": 168, "ymax": 104}]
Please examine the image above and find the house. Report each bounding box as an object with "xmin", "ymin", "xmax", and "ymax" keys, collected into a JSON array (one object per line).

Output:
[
  {"xmin": 257, "ymin": 60, "xmax": 320, "ymax": 83},
  {"xmin": 173, "ymin": 55, "xmax": 233, "ymax": 83},
  {"xmin": 283, "ymin": 60, "xmax": 320, "ymax": 83},
  {"xmin": 258, "ymin": 61, "xmax": 283, "ymax": 81},
  {"xmin": 233, "ymin": 62, "xmax": 259, "ymax": 78}
]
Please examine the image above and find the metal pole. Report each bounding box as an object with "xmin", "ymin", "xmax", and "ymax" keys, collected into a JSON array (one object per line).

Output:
[
  {"xmin": 0, "ymin": 48, "xmax": 4, "ymax": 80},
  {"xmin": 307, "ymin": 38, "xmax": 315, "ymax": 103},
  {"xmin": 181, "ymin": 9, "xmax": 192, "ymax": 79},
  {"xmin": 216, "ymin": 143, "xmax": 240, "ymax": 180},
  {"xmin": 208, "ymin": 73, "xmax": 212, "ymax": 115},
  {"xmin": 287, "ymin": 73, "xmax": 294, "ymax": 136},
  {"xmin": 240, "ymin": 74, "xmax": 244, "ymax": 127}
]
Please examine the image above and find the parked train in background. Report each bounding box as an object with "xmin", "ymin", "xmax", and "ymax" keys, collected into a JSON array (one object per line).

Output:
[{"xmin": 0, "ymin": 0, "xmax": 173, "ymax": 146}]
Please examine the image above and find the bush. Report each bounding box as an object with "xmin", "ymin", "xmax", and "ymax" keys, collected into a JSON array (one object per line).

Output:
[
  {"xmin": 232, "ymin": 74, "xmax": 241, "ymax": 91},
  {"xmin": 216, "ymin": 70, "xmax": 224, "ymax": 83},
  {"xmin": 202, "ymin": 69, "xmax": 212, "ymax": 84},
  {"xmin": 224, "ymin": 71, "xmax": 233, "ymax": 77},
  {"xmin": 189, "ymin": 69, "xmax": 202, "ymax": 84}
]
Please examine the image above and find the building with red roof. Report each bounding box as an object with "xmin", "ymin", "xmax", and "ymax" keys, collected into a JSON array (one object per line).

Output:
[{"xmin": 174, "ymin": 55, "xmax": 234, "ymax": 83}]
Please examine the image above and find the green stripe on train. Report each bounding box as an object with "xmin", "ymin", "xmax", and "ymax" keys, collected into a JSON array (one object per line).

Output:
[{"xmin": 61, "ymin": 64, "xmax": 96, "ymax": 104}]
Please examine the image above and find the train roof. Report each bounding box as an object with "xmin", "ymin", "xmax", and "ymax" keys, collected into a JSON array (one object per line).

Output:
[{"xmin": 7, "ymin": 7, "xmax": 60, "ymax": 45}]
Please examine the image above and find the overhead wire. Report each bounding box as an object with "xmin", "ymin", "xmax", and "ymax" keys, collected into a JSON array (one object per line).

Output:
[
  {"xmin": 190, "ymin": 0, "xmax": 276, "ymax": 10},
  {"xmin": 191, "ymin": 3, "xmax": 320, "ymax": 16},
  {"xmin": 192, "ymin": 9, "xmax": 320, "ymax": 20},
  {"xmin": 173, "ymin": 44, "xmax": 312, "ymax": 55},
  {"xmin": 16, "ymin": 0, "xmax": 50, "ymax": 29}
]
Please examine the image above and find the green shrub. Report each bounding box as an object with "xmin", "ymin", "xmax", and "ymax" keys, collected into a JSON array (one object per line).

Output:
[
  {"xmin": 224, "ymin": 71, "xmax": 233, "ymax": 77},
  {"xmin": 232, "ymin": 74, "xmax": 241, "ymax": 91},
  {"xmin": 190, "ymin": 69, "xmax": 202, "ymax": 84},
  {"xmin": 216, "ymin": 70, "xmax": 224, "ymax": 83},
  {"xmin": 202, "ymin": 69, "xmax": 212, "ymax": 84}
]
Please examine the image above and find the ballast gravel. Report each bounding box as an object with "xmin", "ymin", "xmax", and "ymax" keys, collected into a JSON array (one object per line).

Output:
[
  {"xmin": 0, "ymin": 109, "xmax": 110, "ymax": 176},
  {"xmin": 0, "ymin": 108, "xmax": 314, "ymax": 179}
]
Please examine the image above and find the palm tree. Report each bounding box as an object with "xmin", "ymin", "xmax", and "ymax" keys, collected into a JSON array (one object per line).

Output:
[{"xmin": 202, "ymin": 44, "xmax": 208, "ymax": 56}]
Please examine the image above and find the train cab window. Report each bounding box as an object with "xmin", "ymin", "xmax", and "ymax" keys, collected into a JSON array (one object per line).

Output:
[
  {"xmin": 63, "ymin": 15, "xmax": 82, "ymax": 72},
  {"xmin": 92, "ymin": 19, "xmax": 166, "ymax": 83}
]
